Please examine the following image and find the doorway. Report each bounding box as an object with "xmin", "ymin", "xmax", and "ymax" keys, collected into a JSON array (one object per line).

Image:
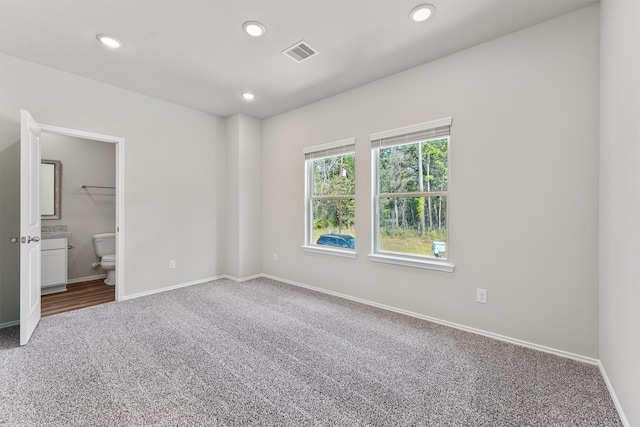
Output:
[
  {"xmin": 38, "ymin": 124, "xmax": 125, "ymax": 304},
  {"xmin": 40, "ymin": 132, "xmax": 119, "ymax": 315},
  {"xmin": 17, "ymin": 111, "xmax": 125, "ymax": 345}
]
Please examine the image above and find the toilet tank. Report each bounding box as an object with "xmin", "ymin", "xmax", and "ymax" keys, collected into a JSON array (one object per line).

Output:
[{"xmin": 92, "ymin": 232, "xmax": 116, "ymax": 257}]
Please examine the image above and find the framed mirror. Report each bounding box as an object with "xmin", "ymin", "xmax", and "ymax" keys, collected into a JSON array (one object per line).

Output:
[{"xmin": 41, "ymin": 159, "xmax": 62, "ymax": 220}]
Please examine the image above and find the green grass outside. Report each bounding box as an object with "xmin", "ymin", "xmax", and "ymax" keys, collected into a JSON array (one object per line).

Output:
[
  {"xmin": 380, "ymin": 228, "xmax": 446, "ymax": 258},
  {"xmin": 380, "ymin": 235, "xmax": 442, "ymax": 257},
  {"xmin": 313, "ymin": 227, "xmax": 446, "ymax": 258}
]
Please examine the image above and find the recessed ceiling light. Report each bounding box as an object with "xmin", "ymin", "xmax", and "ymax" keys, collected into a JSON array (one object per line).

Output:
[
  {"xmin": 96, "ymin": 34, "xmax": 124, "ymax": 48},
  {"xmin": 242, "ymin": 92, "xmax": 256, "ymax": 101},
  {"xmin": 409, "ymin": 4, "xmax": 436, "ymax": 22},
  {"xmin": 242, "ymin": 21, "xmax": 266, "ymax": 37}
]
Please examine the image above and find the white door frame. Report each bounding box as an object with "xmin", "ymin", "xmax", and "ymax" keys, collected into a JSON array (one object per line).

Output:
[{"xmin": 39, "ymin": 124, "xmax": 125, "ymax": 302}]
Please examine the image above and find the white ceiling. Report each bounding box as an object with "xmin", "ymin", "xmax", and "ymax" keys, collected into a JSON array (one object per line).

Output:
[{"xmin": 0, "ymin": 0, "xmax": 596, "ymax": 119}]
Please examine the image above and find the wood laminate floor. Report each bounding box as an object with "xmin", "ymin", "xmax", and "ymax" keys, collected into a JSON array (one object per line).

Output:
[{"xmin": 41, "ymin": 279, "xmax": 115, "ymax": 317}]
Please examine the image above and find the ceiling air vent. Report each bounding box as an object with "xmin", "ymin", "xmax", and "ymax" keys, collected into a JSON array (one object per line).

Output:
[{"xmin": 282, "ymin": 40, "xmax": 318, "ymax": 63}]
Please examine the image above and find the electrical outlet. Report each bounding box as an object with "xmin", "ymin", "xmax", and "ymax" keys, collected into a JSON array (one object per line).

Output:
[
  {"xmin": 476, "ymin": 289, "xmax": 488, "ymax": 304},
  {"xmin": 169, "ymin": 259, "xmax": 176, "ymax": 269},
  {"xmin": 273, "ymin": 253, "xmax": 278, "ymax": 262}
]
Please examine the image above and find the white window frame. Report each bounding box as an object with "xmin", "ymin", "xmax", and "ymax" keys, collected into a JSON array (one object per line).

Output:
[
  {"xmin": 369, "ymin": 118, "xmax": 454, "ymax": 272},
  {"xmin": 302, "ymin": 137, "xmax": 357, "ymax": 258}
]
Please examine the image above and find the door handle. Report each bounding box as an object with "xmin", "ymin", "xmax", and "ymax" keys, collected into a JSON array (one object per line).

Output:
[{"xmin": 9, "ymin": 236, "xmax": 40, "ymax": 243}]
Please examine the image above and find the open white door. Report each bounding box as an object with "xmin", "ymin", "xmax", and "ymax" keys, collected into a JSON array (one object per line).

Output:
[{"xmin": 20, "ymin": 110, "xmax": 42, "ymax": 345}]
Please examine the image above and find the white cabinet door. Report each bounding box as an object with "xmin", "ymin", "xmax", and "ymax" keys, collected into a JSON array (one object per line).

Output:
[{"xmin": 41, "ymin": 238, "xmax": 67, "ymax": 287}]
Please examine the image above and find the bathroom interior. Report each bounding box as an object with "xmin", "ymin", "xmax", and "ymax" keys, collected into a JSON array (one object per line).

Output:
[{"xmin": 40, "ymin": 133, "xmax": 116, "ymax": 316}]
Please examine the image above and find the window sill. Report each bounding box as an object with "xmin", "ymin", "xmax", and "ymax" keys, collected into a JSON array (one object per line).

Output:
[
  {"xmin": 302, "ymin": 245, "xmax": 357, "ymax": 259},
  {"xmin": 368, "ymin": 253, "xmax": 455, "ymax": 272}
]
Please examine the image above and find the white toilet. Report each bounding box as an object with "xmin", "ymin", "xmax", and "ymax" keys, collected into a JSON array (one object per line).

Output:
[{"xmin": 92, "ymin": 232, "xmax": 116, "ymax": 286}]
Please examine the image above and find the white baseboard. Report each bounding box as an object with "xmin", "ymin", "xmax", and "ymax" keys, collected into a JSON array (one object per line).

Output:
[
  {"xmin": 598, "ymin": 362, "xmax": 631, "ymax": 427},
  {"xmin": 66, "ymin": 274, "xmax": 107, "ymax": 284},
  {"xmin": 261, "ymin": 274, "xmax": 599, "ymax": 366},
  {"xmin": 222, "ymin": 274, "xmax": 263, "ymax": 283},
  {"xmin": 121, "ymin": 276, "xmax": 221, "ymax": 301},
  {"xmin": 0, "ymin": 320, "xmax": 20, "ymax": 329}
]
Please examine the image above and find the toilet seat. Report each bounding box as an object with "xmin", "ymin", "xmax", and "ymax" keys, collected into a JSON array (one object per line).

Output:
[{"xmin": 102, "ymin": 254, "xmax": 116, "ymax": 263}]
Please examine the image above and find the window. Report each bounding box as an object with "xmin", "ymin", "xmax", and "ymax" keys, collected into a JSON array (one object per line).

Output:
[
  {"xmin": 303, "ymin": 138, "xmax": 356, "ymax": 257},
  {"xmin": 370, "ymin": 118, "xmax": 454, "ymax": 271}
]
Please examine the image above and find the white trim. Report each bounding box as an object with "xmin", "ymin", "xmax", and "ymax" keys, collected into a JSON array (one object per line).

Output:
[
  {"xmin": 222, "ymin": 274, "xmax": 263, "ymax": 283},
  {"xmin": 302, "ymin": 245, "xmax": 357, "ymax": 258},
  {"xmin": 39, "ymin": 123, "xmax": 125, "ymax": 303},
  {"xmin": 598, "ymin": 362, "xmax": 631, "ymax": 427},
  {"xmin": 304, "ymin": 158, "xmax": 312, "ymax": 245},
  {"xmin": 66, "ymin": 274, "xmax": 107, "ymax": 284},
  {"xmin": 371, "ymin": 147, "xmax": 380, "ymax": 255},
  {"xmin": 260, "ymin": 273, "xmax": 597, "ymax": 365},
  {"xmin": 369, "ymin": 117, "xmax": 452, "ymax": 141},
  {"xmin": 39, "ymin": 125, "xmax": 120, "ymax": 143},
  {"xmin": 368, "ymin": 253, "xmax": 454, "ymax": 272},
  {"xmin": 120, "ymin": 276, "xmax": 220, "ymax": 301},
  {"xmin": 115, "ymin": 138, "xmax": 125, "ymax": 303},
  {"xmin": 0, "ymin": 320, "xmax": 20, "ymax": 329},
  {"xmin": 303, "ymin": 137, "xmax": 355, "ymax": 154}
]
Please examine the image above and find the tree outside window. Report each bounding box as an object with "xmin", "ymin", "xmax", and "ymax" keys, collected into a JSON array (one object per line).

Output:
[
  {"xmin": 304, "ymin": 138, "xmax": 356, "ymax": 252},
  {"xmin": 376, "ymin": 137, "xmax": 448, "ymax": 259},
  {"xmin": 310, "ymin": 152, "xmax": 355, "ymax": 245}
]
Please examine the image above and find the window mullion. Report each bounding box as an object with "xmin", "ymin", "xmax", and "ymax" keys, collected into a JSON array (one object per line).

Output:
[
  {"xmin": 311, "ymin": 195, "xmax": 355, "ymax": 201},
  {"xmin": 378, "ymin": 191, "xmax": 448, "ymax": 198}
]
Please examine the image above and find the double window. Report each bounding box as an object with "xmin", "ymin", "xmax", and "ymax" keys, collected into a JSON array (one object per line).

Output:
[
  {"xmin": 303, "ymin": 138, "xmax": 356, "ymax": 256},
  {"xmin": 370, "ymin": 117, "xmax": 453, "ymax": 271},
  {"xmin": 302, "ymin": 118, "xmax": 453, "ymax": 272}
]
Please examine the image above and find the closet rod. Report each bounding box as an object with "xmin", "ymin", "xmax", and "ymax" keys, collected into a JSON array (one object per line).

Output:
[{"xmin": 82, "ymin": 185, "xmax": 116, "ymax": 189}]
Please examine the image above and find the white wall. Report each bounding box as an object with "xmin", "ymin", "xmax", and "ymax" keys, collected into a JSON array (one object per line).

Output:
[
  {"xmin": 262, "ymin": 6, "xmax": 600, "ymax": 357},
  {"xmin": 40, "ymin": 133, "xmax": 116, "ymax": 281},
  {"xmin": 225, "ymin": 114, "xmax": 262, "ymax": 279},
  {"xmin": 0, "ymin": 53, "xmax": 226, "ymax": 324},
  {"xmin": 237, "ymin": 115, "xmax": 262, "ymax": 278},
  {"xmin": 225, "ymin": 115, "xmax": 240, "ymax": 278},
  {"xmin": 599, "ymin": 0, "xmax": 640, "ymax": 425}
]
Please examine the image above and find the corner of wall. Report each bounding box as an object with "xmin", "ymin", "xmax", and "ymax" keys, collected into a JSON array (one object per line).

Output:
[
  {"xmin": 223, "ymin": 114, "xmax": 263, "ymax": 278},
  {"xmin": 598, "ymin": 0, "xmax": 640, "ymax": 425}
]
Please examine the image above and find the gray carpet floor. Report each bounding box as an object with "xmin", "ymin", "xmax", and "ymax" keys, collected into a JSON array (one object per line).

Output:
[{"xmin": 0, "ymin": 277, "xmax": 622, "ymax": 426}]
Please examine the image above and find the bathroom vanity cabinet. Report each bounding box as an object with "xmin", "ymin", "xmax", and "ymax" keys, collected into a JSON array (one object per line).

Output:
[{"xmin": 41, "ymin": 237, "xmax": 68, "ymax": 295}]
